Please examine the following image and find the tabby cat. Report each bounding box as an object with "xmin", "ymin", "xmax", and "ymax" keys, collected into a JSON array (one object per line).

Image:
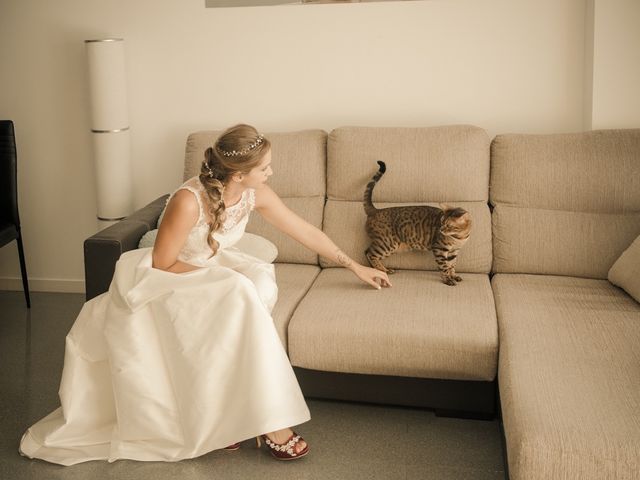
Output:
[{"xmin": 363, "ymin": 161, "xmax": 472, "ymax": 286}]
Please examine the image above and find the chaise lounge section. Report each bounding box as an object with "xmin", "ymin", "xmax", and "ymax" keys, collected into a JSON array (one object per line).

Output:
[{"xmin": 490, "ymin": 130, "xmax": 640, "ymax": 479}]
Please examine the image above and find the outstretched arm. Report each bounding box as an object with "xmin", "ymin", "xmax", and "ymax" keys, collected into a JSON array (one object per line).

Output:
[{"xmin": 255, "ymin": 185, "xmax": 392, "ymax": 289}]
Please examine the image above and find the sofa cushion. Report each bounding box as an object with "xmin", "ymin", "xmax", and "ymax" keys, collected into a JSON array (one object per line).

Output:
[
  {"xmin": 321, "ymin": 200, "xmax": 492, "ymax": 272},
  {"xmin": 492, "ymin": 206, "xmax": 640, "ymax": 279},
  {"xmin": 272, "ymin": 264, "xmax": 320, "ymax": 353},
  {"xmin": 609, "ymin": 234, "xmax": 640, "ymax": 303},
  {"xmin": 327, "ymin": 125, "xmax": 490, "ymax": 202},
  {"xmin": 490, "ymin": 129, "xmax": 640, "ymax": 278},
  {"xmin": 183, "ymin": 129, "xmax": 327, "ymax": 264},
  {"xmin": 492, "ymin": 273, "xmax": 640, "ymax": 480},
  {"xmin": 288, "ymin": 269, "xmax": 498, "ymax": 381},
  {"xmin": 246, "ymin": 196, "xmax": 323, "ymax": 265},
  {"xmin": 324, "ymin": 125, "xmax": 492, "ymax": 272}
]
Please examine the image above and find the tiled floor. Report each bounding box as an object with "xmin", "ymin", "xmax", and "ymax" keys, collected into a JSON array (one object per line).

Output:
[{"xmin": 0, "ymin": 291, "xmax": 506, "ymax": 480}]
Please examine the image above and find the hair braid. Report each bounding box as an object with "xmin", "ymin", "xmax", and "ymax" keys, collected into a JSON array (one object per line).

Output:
[
  {"xmin": 197, "ymin": 124, "xmax": 271, "ymax": 258},
  {"xmin": 199, "ymin": 148, "xmax": 227, "ymax": 256}
]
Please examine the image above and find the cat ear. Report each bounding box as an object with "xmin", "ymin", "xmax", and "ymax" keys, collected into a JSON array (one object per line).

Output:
[{"xmin": 439, "ymin": 203, "xmax": 453, "ymax": 211}]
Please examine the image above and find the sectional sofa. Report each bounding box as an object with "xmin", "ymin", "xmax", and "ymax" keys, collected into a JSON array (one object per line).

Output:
[{"xmin": 84, "ymin": 126, "xmax": 640, "ymax": 479}]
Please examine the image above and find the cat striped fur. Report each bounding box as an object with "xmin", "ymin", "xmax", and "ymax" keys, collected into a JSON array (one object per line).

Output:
[{"xmin": 363, "ymin": 161, "xmax": 472, "ymax": 286}]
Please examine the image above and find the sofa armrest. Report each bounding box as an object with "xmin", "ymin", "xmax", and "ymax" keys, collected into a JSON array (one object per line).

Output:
[{"xmin": 83, "ymin": 194, "xmax": 169, "ymax": 301}]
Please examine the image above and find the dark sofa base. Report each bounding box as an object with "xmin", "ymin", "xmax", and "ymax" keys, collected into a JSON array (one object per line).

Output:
[{"xmin": 293, "ymin": 367, "xmax": 498, "ymax": 420}]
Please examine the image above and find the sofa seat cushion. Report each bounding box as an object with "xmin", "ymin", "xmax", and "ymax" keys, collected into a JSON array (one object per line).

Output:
[
  {"xmin": 288, "ymin": 268, "xmax": 498, "ymax": 381},
  {"xmin": 272, "ymin": 263, "xmax": 320, "ymax": 352},
  {"xmin": 492, "ymin": 274, "xmax": 640, "ymax": 480}
]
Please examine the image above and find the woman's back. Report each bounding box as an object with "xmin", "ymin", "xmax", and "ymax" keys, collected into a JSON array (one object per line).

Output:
[{"xmin": 161, "ymin": 176, "xmax": 256, "ymax": 266}]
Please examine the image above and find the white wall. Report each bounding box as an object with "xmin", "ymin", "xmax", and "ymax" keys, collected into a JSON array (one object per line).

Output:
[
  {"xmin": 0, "ymin": 0, "xmax": 608, "ymax": 291},
  {"xmin": 590, "ymin": 0, "xmax": 640, "ymax": 129}
]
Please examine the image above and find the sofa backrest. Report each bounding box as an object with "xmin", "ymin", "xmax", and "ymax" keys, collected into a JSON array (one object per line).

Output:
[
  {"xmin": 184, "ymin": 129, "xmax": 327, "ymax": 265},
  {"xmin": 322, "ymin": 125, "xmax": 493, "ymax": 272},
  {"xmin": 490, "ymin": 129, "xmax": 640, "ymax": 279}
]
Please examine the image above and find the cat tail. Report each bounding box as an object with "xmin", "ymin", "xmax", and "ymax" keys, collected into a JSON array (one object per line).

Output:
[{"xmin": 363, "ymin": 161, "xmax": 386, "ymax": 216}]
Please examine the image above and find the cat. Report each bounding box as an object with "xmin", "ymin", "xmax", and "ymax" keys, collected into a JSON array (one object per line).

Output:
[{"xmin": 363, "ymin": 161, "xmax": 472, "ymax": 286}]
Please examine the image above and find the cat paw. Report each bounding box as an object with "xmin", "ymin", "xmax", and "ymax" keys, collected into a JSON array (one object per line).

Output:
[
  {"xmin": 453, "ymin": 275, "xmax": 463, "ymax": 282},
  {"xmin": 442, "ymin": 277, "xmax": 457, "ymax": 286},
  {"xmin": 386, "ymin": 268, "xmax": 396, "ymax": 275}
]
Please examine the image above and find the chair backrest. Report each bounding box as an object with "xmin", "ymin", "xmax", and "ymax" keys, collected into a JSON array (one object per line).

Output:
[{"xmin": 0, "ymin": 120, "xmax": 19, "ymax": 227}]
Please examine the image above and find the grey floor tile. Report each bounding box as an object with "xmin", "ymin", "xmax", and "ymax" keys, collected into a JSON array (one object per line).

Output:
[
  {"xmin": 1, "ymin": 291, "xmax": 506, "ymax": 480},
  {"xmin": 406, "ymin": 464, "xmax": 506, "ymax": 480},
  {"xmin": 405, "ymin": 415, "xmax": 504, "ymax": 469}
]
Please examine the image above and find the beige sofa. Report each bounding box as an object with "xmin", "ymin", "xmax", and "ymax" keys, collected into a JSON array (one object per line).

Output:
[{"xmin": 84, "ymin": 125, "xmax": 640, "ymax": 479}]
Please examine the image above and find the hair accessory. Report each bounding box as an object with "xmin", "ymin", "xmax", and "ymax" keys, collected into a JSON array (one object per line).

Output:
[
  {"xmin": 219, "ymin": 134, "xmax": 265, "ymax": 157},
  {"xmin": 204, "ymin": 162, "xmax": 215, "ymax": 178}
]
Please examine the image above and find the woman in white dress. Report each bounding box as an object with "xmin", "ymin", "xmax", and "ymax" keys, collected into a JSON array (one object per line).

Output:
[{"xmin": 19, "ymin": 124, "xmax": 391, "ymax": 465}]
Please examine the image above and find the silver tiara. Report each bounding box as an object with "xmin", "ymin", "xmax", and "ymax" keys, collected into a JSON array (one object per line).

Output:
[{"xmin": 218, "ymin": 134, "xmax": 265, "ymax": 157}]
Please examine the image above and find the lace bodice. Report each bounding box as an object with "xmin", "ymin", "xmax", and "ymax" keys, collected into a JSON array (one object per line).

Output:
[{"xmin": 160, "ymin": 177, "xmax": 256, "ymax": 266}]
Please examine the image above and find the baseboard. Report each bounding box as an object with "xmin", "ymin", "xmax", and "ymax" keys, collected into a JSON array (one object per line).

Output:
[{"xmin": 0, "ymin": 276, "xmax": 85, "ymax": 293}]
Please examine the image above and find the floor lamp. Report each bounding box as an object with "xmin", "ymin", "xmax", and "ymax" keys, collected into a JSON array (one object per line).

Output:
[{"xmin": 85, "ymin": 38, "xmax": 133, "ymax": 228}]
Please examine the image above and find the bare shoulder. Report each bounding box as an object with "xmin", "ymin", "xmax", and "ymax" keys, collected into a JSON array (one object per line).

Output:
[
  {"xmin": 163, "ymin": 189, "xmax": 200, "ymax": 225},
  {"xmin": 254, "ymin": 184, "xmax": 281, "ymax": 210}
]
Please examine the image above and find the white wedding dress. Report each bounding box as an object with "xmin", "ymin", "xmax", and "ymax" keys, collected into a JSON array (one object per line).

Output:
[{"xmin": 19, "ymin": 177, "xmax": 311, "ymax": 466}]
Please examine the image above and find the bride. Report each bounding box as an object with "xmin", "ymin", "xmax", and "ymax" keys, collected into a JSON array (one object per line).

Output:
[{"xmin": 19, "ymin": 124, "xmax": 391, "ymax": 465}]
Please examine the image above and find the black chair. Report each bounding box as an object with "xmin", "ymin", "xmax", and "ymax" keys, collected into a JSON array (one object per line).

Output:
[{"xmin": 1, "ymin": 120, "xmax": 30, "ymax": 308}]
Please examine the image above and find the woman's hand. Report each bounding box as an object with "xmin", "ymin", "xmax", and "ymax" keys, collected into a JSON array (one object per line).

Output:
[{"xmin": 351, "ymin": 264, "xmax": 392, "ymax": 290}]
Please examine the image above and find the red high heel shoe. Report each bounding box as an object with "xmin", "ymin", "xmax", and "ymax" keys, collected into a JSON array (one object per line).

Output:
[
  {"xmin": 223, "ymin": 442, "xmax": 241, "ymax": 451},
  {"xmin": 256, "ymin": 432, "xmax": 309, "ymax": 460}
]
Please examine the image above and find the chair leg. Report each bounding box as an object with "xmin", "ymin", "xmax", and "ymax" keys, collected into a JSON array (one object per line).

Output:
[{"xmin": 16, "ymin": 230, "xmax": 31, "ymax": 308}]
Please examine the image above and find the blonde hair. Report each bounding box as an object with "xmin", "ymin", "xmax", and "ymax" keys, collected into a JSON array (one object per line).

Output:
[{"xmin": 199, "ymin": 124, "xmax": 271, "ymax": 256}]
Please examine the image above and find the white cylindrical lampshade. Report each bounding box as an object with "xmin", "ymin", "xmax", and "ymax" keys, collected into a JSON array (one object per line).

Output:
[
  {"xmin": 86, "ymin": 39, "xmax": 129, "ymax": 131},
  {"xmin": 92, "ymin": 130, "xmax": 133, "ymax": 219},
  {"xmin": 85, "ymin": 38, "xmax": 133, "ymax": 222}
]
